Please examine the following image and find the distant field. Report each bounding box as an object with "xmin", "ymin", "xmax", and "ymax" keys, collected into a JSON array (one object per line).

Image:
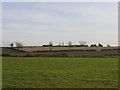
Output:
[
  {"xmin": 2, "ymin": 57, "xmax": 118, "ymax": 88},
  {"xmin": 2, "ymin": 47, "xmax": 119, "ymax": 57},
  {"xmin": 22, "ymin": 46, "xmax": 118, "ymax": 52}
]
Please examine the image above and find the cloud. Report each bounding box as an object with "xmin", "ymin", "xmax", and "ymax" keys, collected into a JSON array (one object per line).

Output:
[{"xmin": 2, "ymin": 2, "xmax": 118, "ymax": 46}]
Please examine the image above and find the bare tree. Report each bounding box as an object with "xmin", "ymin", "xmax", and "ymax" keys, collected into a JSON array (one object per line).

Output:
[
  {"xmin": 107, "ymin": 44, "xmax": 110, "ymax": 47},
  {"xmin": 68, "ymin": 41, "xmax": 72, "ymax": 47},
  {"xmin": 58, "ymin": 42, "xmax": 64, "ymax": 46},
  {"xmin": 98, "ymin": 43, "xmax": 103, "ymax": 47},
  {"xmin": 62, "ymin": 42, "xmax": 64, "ymax": 46},
  {"xmin": 58, "ymin": 42, "xmax": 61, "ymax": 46},
  {"xmin": 79, "ymin": 41, "xmax": 87, "ymax": 45},
  {"xmin": 15, "ymin": 42, "xmax": 23, "ymax": 50},
  {"xmin": 49, "ymin": 41, "xmax": 53, "ymax": 51},
  {"xmin": 10, "ymin": 43, "xmax": 13, "ymax": 48}
]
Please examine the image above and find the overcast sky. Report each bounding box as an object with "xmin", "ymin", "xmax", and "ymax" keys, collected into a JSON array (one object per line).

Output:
[{"xmin": 2, "ymin": 2, "xmax": 118, "ymax": 46}]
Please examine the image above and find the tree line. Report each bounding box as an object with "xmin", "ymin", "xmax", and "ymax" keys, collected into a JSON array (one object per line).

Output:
[{"xmin": 9, "ymin": 41, "xmax": 110, "ymax": 50}]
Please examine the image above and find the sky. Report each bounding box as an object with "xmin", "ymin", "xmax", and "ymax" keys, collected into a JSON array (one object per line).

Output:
[{"xmin": 2, "ymin": 2, "xmax": 118, "ymax": 46}]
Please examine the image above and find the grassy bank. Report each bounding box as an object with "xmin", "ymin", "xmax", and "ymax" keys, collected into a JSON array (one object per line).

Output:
[{"xmin": 2, "ymin": 57, "xmax": 118, "ymax": 88}]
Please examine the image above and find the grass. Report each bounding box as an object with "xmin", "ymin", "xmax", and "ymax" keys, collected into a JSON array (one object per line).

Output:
[{"xmin": 2, "ymin": 57, "xmax": 118, "ymax": 88}]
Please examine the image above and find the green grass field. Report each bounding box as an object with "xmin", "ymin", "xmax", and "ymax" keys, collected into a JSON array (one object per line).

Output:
[{"xmin": 2, "ymin": 57, "xmax": 118, "ymax": 88}]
